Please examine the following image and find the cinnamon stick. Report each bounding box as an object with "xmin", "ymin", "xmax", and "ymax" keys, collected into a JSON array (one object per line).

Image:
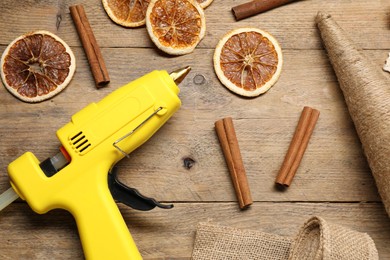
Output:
[
  {"xmin": 232, "ymin": 0, "xmax": 298, "ymax": 21},
  {"xmin": 275, "ymin": 106, "xmax": 320, "ymax": 187},
  {"xmin": 215, "ymin": 117, "xmax": 253, "ymax": 209},
  {"xmin": 70, "ymin": 4, "xmax": 110, "ymax": 88}
]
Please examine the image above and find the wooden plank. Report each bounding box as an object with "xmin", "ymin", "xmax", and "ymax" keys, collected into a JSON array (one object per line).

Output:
[
  {"xmin": 0, "ymin": 0, "xmax": 388, "ymax": 50},
  {"xmin": 0, "ymin": 0, "xmax": 389, "ymax": 259},
  {"xmin": 0, "ymin": 48, "xmax": 387, "ymax": 202},
  {"xmin": 0, "ymin": 202, "xmax": 389, "ymax": 259}
]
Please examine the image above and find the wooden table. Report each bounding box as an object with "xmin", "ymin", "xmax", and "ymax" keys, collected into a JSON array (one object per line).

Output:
[{"xmin": 0, "ymin": 0, "xmax": 389, "ymax": 259}]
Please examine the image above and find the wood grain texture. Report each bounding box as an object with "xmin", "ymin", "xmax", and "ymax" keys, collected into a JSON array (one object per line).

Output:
[
  {"xmin": 0, "ymin": 203, "xmax": 389, "ymax": 259},
  {"xmin": 0, "ymin": 0, "xmax": 388, "ymax": 49},
  {"xmin": 0, "ymin": 0, "xmax": 389, "ymax": 259}
]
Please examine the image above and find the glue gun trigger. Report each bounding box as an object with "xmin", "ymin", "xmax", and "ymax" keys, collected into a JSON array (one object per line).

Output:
[{"xmin": 108, "ymin": 167, "xmax": 173, "ymax": 211}]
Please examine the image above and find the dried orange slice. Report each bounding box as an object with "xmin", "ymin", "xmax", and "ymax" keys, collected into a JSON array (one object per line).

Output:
[
  {"xmin": 1, "ymin": 31, "xmax": 76, "ymax": 103},
  {"xmin": 146, "ymin": 0, "xmax": 206, "ymax": 55},
  {"xmin": 196, "ymin": 0, "xmax": 213, "ymax": 8},
  {"xmin": 214, "ymin": 28, "xmax": 283, "ymax": 97},
  {"xmin": 102, "ymin": 0, "xmax": 151, "ymax": 27}
]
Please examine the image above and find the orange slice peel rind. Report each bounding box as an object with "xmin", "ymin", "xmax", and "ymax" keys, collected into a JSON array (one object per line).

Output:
[{"xmin": 197, "ymin": 0, "xmax": 213, "ymax": 9}]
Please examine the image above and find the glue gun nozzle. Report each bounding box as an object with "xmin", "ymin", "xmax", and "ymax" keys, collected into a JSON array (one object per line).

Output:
[{"xmin": 169, "ymin": 66, "xmax": 191, "ymax": 85}]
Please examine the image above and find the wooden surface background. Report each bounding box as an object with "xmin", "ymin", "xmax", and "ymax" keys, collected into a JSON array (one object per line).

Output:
[{"xmin": 0, "ymin": 0, "xmax": 390, "ymax": 259}]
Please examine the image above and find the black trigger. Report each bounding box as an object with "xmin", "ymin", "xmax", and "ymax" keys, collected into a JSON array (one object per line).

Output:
[{"xmin": 108, "ymin": 167, "xmax": 173, "ymax": 211}]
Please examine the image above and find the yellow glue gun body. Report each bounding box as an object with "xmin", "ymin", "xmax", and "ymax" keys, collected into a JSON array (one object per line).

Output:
[{"xmin": 7, "ymin": 70, "xmax": 183, "ymax": 259}]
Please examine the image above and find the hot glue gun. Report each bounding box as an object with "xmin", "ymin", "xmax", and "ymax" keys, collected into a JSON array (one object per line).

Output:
[{"xmin": 0, "ymin": 67, "xmax": 191, "ymax": 259}]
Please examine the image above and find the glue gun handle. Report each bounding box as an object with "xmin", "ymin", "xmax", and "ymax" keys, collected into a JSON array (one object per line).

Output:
[{"xmin": 72, "ymin": 184, "xmax": 142, "ymax": 260}]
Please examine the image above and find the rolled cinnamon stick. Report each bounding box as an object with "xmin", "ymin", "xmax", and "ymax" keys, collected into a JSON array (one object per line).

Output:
[
  {"xmin": 275, "ymin": 106, "xmax": 319, "ymax": 187},
  {"xmin": 283, "ymin": 108, "xmax": 319, "ymax": 186},
  {"xmin": 70, "ymin": 4, "xmax": 110, "ymax": 88},
  {"xmin": 215, "ymin": 117, "xmax": 253, "ymax": 209},
  {"xmin": 232, "ymin": 0, "xmax": 298, "ymax": 21}
]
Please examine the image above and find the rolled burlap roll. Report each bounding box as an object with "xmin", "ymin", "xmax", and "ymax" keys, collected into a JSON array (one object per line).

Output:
[
  {"xmin": 191, "ymin": 216, "xmax": 378, "ymax": 259},
  {"xmin": 289, "ymin": 217, "xmax": 378, "ymax": 260},
  {"xmin": 315, "ymin": 12, "xmax": 390, "ymax": 216}
]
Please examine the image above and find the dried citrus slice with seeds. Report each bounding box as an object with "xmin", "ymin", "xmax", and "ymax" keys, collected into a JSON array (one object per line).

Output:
[
  {"xmin": 214, "ymin": 28, "xmax": 283, "ymax": 97},
  {"xmin": 146, "ymin": 0, "xmax": 206, "ymax": 55},
  {"xmin": 102, "ymin": 0, "xmax": 151, "ymax": 27},
  {"xmin": 196, "ymin": 0, "xmax": 213, "ymax": 9},
  {"xmin": 1, "ymin": 30, "xmax": 76, "ymax": 103}
]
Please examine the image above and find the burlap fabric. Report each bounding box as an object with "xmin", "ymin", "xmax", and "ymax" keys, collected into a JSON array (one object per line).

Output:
[
  {"xmin": 191, "ymin": 216, "xmax": 378, "ymax": 260},
  {"xmin": 192, "ymin": 222, "xmax": 291, "ymax": 259},
  {"xmin": 316, "ymin": 12, "xmax": 390, "ymax": 216}
]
